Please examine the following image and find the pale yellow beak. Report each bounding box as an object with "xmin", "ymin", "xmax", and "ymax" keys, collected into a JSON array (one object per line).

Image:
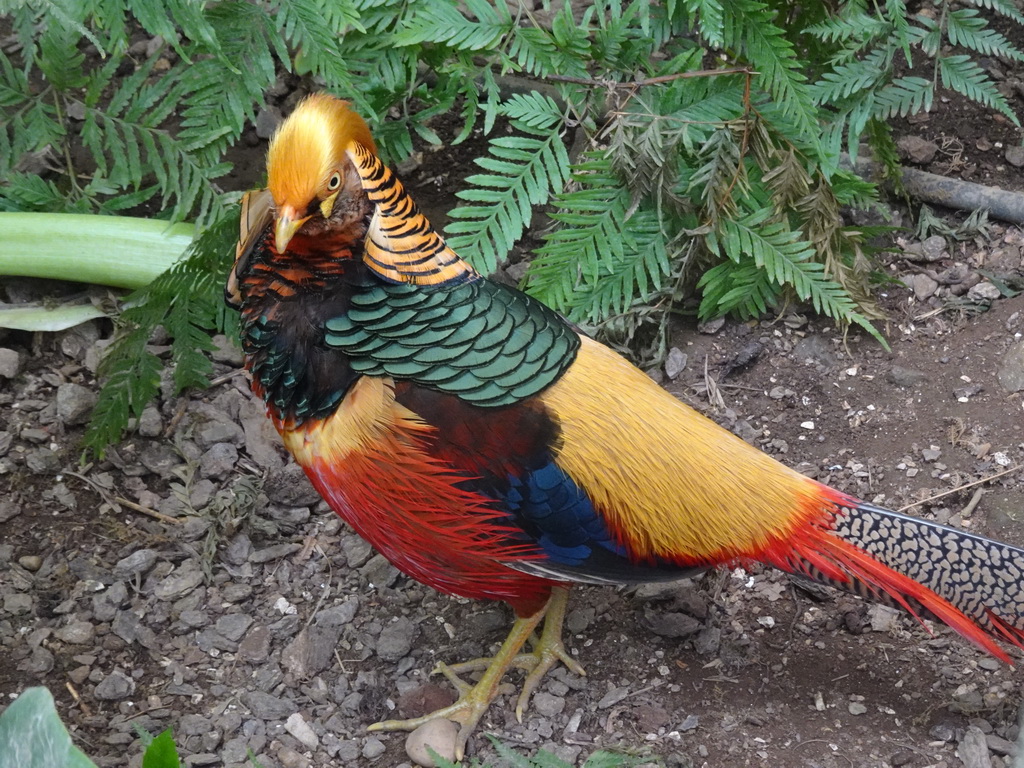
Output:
[{"xmin": 274, "ymin": 206, "xmax": 311, "ymax": 253}]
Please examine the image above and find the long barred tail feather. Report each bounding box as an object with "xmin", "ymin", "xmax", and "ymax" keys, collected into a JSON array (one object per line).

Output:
[{"xmin": 774, "ymin": 494, "xmax": 1024, "ymax": 662}]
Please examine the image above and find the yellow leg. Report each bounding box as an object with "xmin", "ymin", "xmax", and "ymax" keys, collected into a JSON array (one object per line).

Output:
[{"xmin": 368, "ymin": 587, "xmax": 584, "ymax": 759}]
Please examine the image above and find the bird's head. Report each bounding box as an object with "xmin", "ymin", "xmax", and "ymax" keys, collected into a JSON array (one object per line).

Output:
[{"xmin": 265, "ymin": 93, "xmax": 377, "ymax": 253}]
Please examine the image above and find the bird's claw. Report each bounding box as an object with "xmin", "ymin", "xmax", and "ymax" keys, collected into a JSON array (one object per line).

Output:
[{"xmin": 367, "ymin": 588, "xmax": 580, "ymax": 759}]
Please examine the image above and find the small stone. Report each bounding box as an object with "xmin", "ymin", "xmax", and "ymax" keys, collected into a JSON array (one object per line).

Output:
[
  {"xmin": 0, "ymin": 348, "xmax": 21, "ymax": 378},
  {"xmin": 645, "ymin": 611, "xmax": 701, "ymax": 638},
  {"xmin": 930, "ymin": 722, "xmax": 956, "ymax": 742},
  {"xmin": 377, "ymin": 616, "xmax": 418, "ymax": 661},
  {"xmin": 665, "ymin": 348, "xmax": 688, "ymax": 380},
  {"xmin": 405, "ymin": 720, "xmax": 459, "ymax": 767},
  {"xmin": 958, "ymin": 726, "xmax": 993, "ymax": 768},
  {"xmin": 968, "ymin": 282, "xmax": 1002, "ymax": 302},
  {"xmin": 868, "ymin": 604, "xmax": 901, "ymax": 633},
  {"xmin": 678, "ymin": 714, "xmax": 699, "ymax": 732},
  {"xmin": 264, "ymin": 463, "xmax": 322, "ymax": 506},
  {"xmin": 848, "ymin": 701, "xmax": 868, "ymax": 715},
  {"xmin": 985, "ymin": 734, "xmax": 1016, "ymax": 757},
  {"xmin": 921, "ymin": 235, "xmax": 947, "ymax": 262},
  {"xmin": 362, "ymin": 736, "xmax": 386, "ymax": 759},
  {"xmin": 911, "ymin": 273, "xmax": 939, "ymax": 301},
  {"xmin": 94, "ymin": 670, "xmax": 134, "ymax": 700},
  {"xmin": 277, "ymin": 746, "xmax": 309, "ymax": 768},
  {"xmin": 18, "ymin": 555, "xmax": 42, "ymax": 571},
  {"xmin": 0, "ymin": 501, "xmax": 21, "ymax": 523},
  {"xmin": 886, "ymin": 365, "xmax": 928, "ymax": 388},
  {"xmin": 996, "ymin": 341, "xmax": 1024, "ymax": 393},
  {"xmin": 532, "ymin": 692, "xmax": 565, "ymax": 717},
  {"xmin": 238, "ymin": 625, "xmax": 272, "ymax": 663},
  {"xmin": 152, "ymin": 560, "xmax": 204, "ymax": 599},
  {"xmin": 56, "ymin": 620, "xmax": 95, "ymax": 644},
  {"xmin": 215, "ymin": 613, "xmax": 254, "ymax": 642},
  {"xmin": 198, "ymin": 443, "xmax": 238, "ymax": 479},
  {"xmin": 898, "ymin": 135, "xmax": 939, "ymax": 164},
  {"xmin": 113, "ymin": 549, "xmax": 159, "ymax": 580},
  {"xmin": 1005, "ymin": 145, "xmax": 1024, "ymax": 168},
  {"xmin": 4, "ymin": 593, "xmax": 33, "ymax": 615},
  {"xmin": 255, "ymin": 106, "xmax": 283, "ymax": 139},
  {"xmin": 210, "ymin": 334, "xmax": 244, "ymax": 366},
  {"xmin": 284, "ymin": 713, "xmax": 319, "ymax": 750},
  {"xmin": 56, "ymin": 383, "xmax": 97, "ymax": 426},
  {"xmin": 698, "ymin": 317, "xmax": 725, "ymax": 334},
  {"xmin": 693, "ymin": 626, "xmax": 721, "ymax": 656},
  {"xmin": 240, "ymin": 690, "xmax": 298, "ymax": 720},
  {"xmin": 137, "ymin": 406, "xmax": 163, "ymax": 437},
  {"xmin": 598, "ymin": 687, "xmax": 630, "ymax": 709}
]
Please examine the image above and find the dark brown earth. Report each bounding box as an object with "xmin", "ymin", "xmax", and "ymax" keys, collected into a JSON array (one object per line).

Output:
[{"xmin": 3, "ymin": 34, "xmax": 1024, "ymax": 768}]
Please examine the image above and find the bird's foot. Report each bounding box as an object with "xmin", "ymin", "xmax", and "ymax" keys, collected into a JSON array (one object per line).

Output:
[{"xmin": 368, "ymin": 587, "xmax": 579, "ymax": 760}]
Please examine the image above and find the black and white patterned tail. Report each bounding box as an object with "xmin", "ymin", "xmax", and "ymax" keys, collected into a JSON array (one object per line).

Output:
[{"xmin": 802, "ymin": 499, "xmax": 1024, "ymax": 659}]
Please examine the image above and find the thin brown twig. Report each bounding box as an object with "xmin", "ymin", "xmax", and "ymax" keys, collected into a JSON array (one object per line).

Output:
[
  {"xmin": 896, "ymin": 464, "xmax": 1022, "ymax": 513},
  {"xmin": 543, "ymin": 67, "xmax": 755, "ymax": 87},
  {"xmin": 65, "ymin": 470, "xmax": 182, "ymax": 525}
]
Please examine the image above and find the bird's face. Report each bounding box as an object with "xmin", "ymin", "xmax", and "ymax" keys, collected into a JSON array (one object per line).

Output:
[{"xmin": 265, "ymin": 94, "xmax": 377, "ymax": 254}]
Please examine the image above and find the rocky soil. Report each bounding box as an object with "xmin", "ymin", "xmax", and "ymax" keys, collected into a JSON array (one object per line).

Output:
[{"xmin": 0, "ymin": 215, "xmax": 1023, "ymax": 768}]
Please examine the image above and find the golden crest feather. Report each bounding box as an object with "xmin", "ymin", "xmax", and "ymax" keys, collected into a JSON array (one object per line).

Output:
[{"xmin": 266, "ymin": 94, "xmax": 377, "ymax": 211}]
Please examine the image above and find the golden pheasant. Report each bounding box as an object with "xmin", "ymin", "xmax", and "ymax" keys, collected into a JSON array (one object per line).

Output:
[{"xmin": 226, "ymin": 93, "xmax": 1024, "ymax": 758}]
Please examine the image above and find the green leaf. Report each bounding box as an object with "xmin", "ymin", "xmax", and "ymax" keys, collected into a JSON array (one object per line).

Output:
[
  {"xmin": 0, "ymin": 687, "xmax": 98, "ymax": 768},
  {"xmin": 141, "ymin": 730, "xmax": 180, "ymax": 768},
  {"xmin": 445, "ymin": 121, "xmax": 571, "ymax": 272}
]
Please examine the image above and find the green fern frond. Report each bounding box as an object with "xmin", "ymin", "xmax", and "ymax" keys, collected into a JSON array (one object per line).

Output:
[
  {"xmin": 871, "ymin": 76, "xmax": 933, "ymax": 118},
  {"xmin": 392, "ymin": 0, "xmax": 511, "ymax": 51},
  {"xmin": 946, "ymin": 9, "xmax": 1024, "ymax": 61},
  {"xmin": 445, "ymin": 118, "xmax": 571, "ymax": 272},
  {"xmin": 700, "ymin": 209, "xmax": 883, "ymax": 342},
  {"xmin": 684, "ymin": 0, "xmax": 726, "ymax": 47},
  {"xmin": 527, "ymin": 154, "xmax": 631, "ymax": 312},
  {"xmin": 85, "ymin": 211, "xmax": 239, "ymax": 456},
  {"xmin": 724, "ymin": 1, "xmax": 818, "ymax": 138},
  {"xmin": 963, "ymin": 0, "xmax": 1024, "ymax": 27},
  {"xmin": 938, "ymin": 54, "xmax": 1021, "ymax": 124}
]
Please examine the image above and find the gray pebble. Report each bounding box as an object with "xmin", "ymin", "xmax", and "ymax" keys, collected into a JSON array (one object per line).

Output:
[
  {"xmin": 153, "ymin": 560, "xmax": 204, "ymax": 599},
  {"xmin": 997, "ymin": 341, "xmax": 1024, "ymax": 393},
  {"xmin": 139, "ymin": 443, "xmax": 182, "ymax": 477},
  {"xmin": 137, "ymin": 406, "xmax": 163, "ymax": 437},
  {"xmin": 362, "ymin": 736, "xmax": 387, "ymax": 759},
  {"xmin": 848, "ymin": 702, "xmax": 868, "ymax": 715},
  {"xmin": 377, "ymin": 616, "xmax": 418, "ymax": 661},
  {"xmin": 665, "ymin": 347, "xmax": 687, "ymax": 380},
  {"xmin": 532, "ymin": 692, "xmax": 565, "ymax": 717},
  {"xmin": 284, "ymin": 713, "xmax": 319, "ymax": 750},
  {"xmin": 959, "ymin": 726, "xmax": 993, "ymax": 768},
  {"xmin": 240, "ymin": 690, "xmax": 298, "ymax": 720},
  {"xmin": 249, "ymin": 542, "xmax": 302, "ymax": 563},
  {"xmin": 113, "ymin": 549, "xmax": 159, "ymax": 580},
  {"xmin": 0, "ymin": 348, "xmax": 21, "ymax": 378},
  {"xmin": 645, "ymin": 611, "xmax": 701, "ymax": 638},
  {"xmin": 265, "ymin": 463, "xmax": 322, "ymax": 506},
  {"xmin": 55, "ymin": 620, "xmax": 95, "ymax": 644},
  {"xmin": 4, "ymin": 593, "xmax": 33, "ymax": 615},
  {"xmin": 199, "ymin": 443, "xmax": 238, "ymax": 479},
  {"xmin": 238, "ymin": 625, "xmax": 272, "ymax": 663},
  {"xmin": 56, "ymin": 383, "xmax": 97, "ymax": 426},
  {"xmin": 94, "ymin": 670, "xmax": 134, "ymax": 700},
  {"xmin": 598, "ymin": 687, "xmax": 630, "ymax": 709},
  {"xmin": 216, "ymin": 613, "xmax": 254, "ymax": 642}
]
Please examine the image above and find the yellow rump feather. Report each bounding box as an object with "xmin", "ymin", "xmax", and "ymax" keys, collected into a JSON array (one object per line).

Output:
[{"xmin": 540, "ymin": 337, "xmax": 825, "ymax": 562}]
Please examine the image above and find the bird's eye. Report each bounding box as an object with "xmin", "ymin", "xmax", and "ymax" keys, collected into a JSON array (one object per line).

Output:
[{"xmin": 327, "ymin": 172, "xmax": 342, "ymax": 191}]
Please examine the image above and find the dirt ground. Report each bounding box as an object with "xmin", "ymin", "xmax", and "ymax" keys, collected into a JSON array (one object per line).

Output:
[{"xmin": 3, "ymin": 26, "xmax": 1024, "ymax": 768}]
